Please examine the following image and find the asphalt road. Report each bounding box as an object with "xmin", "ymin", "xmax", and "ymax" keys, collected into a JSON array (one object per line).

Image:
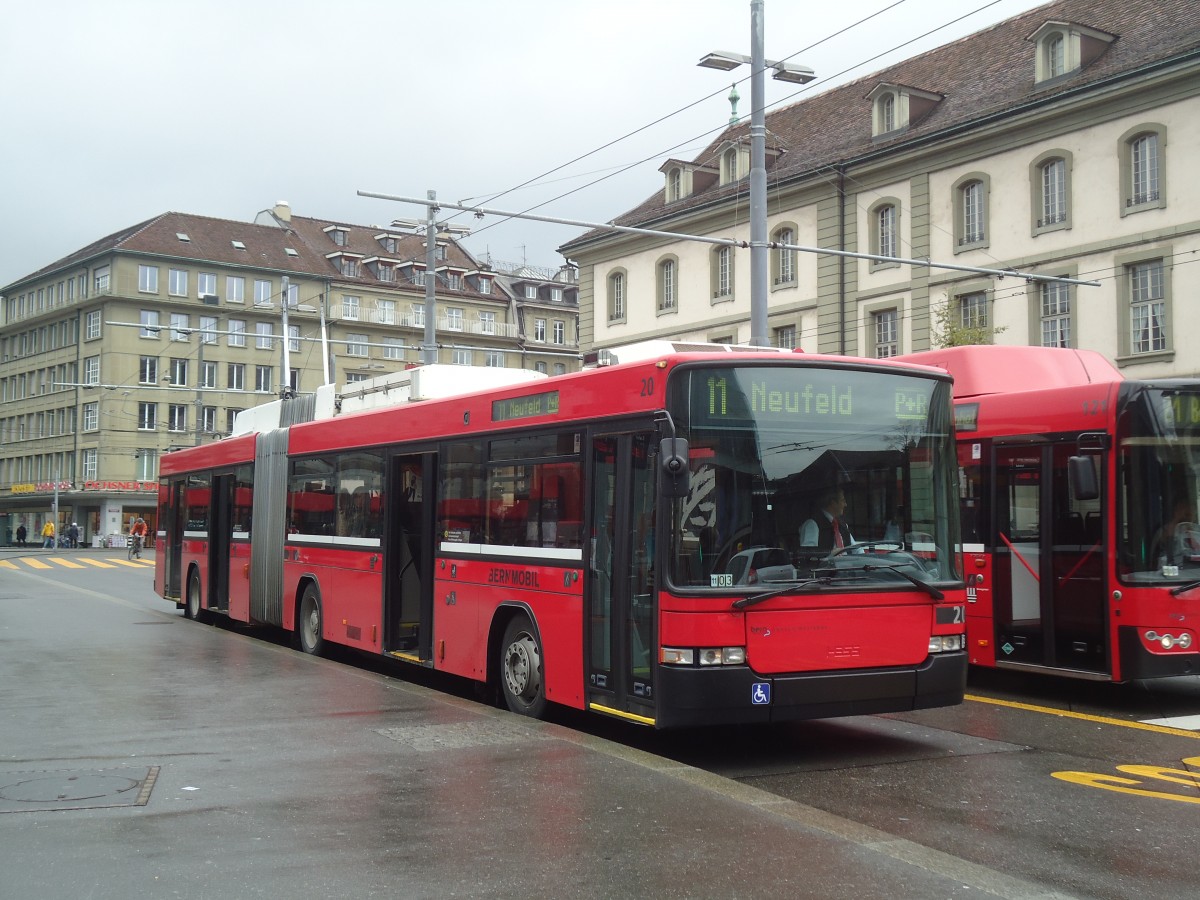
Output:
[{"xmin": 3, "ymin": 551, "xmax": 1198, "ymax": 899}]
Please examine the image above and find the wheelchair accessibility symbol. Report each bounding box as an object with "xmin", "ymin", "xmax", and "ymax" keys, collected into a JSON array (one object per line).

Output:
[{"xmin": 751, "ymin": 683, "xmax": 771, "ymax": 705}]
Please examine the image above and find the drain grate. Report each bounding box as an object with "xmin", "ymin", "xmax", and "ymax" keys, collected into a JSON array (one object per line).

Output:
[{"xmin": 0, "ymin": 766, "xmax": 158, "ymax": 813}]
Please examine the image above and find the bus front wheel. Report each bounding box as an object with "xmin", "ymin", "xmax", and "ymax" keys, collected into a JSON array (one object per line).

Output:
[
  {"xmin": 499, "ymin": 614, "xmax": 546, "ymax": 718},
  {"xmin": 185, "ymin": 570, "xmax": 202, "ymax": 620},
  {"xmin": 299, "ymin": 586, "xmax": 325, "ymax": 656}
]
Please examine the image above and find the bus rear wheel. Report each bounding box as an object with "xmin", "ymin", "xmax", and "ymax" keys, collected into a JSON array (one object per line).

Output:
[
  {"xmin": 299, "ymin": 585, "xmax": 325, "ymax": 656},
  {"xmin": 499, "ymin": 614, "xmax": 546, "ymax": 718},
  {"xmin": 185, "ymin": 570, "xmax": 202, "ymax": 620}
]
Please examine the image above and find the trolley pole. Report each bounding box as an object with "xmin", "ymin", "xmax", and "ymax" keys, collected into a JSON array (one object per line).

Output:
[{"xmin": 423, "ymin": 190, "xmax": 437, "ymax": 365}]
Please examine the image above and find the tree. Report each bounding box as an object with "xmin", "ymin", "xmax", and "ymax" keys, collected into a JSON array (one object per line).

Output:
[{"xmin": 932, "ymin": 301, "xmax": 1006, "ymax": 348}]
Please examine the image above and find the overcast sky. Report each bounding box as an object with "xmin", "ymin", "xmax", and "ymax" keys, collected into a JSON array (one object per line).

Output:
[{"xmin": 0, "ymin": 0, "xmax": 1049, "ymax": 289}]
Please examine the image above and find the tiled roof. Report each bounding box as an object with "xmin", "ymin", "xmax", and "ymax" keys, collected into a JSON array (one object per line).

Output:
[
  {"xmin": 563, "ymin": 0, "xmax": 1200, "ymax": 250},
  {"xmin": 5, "ymin": 209, "xmax": 497, "ymax": 301}
]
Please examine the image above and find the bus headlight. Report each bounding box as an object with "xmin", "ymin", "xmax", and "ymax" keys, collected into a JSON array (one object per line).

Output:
[
  {"xmin": 929, "ymin": 634, "xmax": 964, "ymax": 653},
  {"xmin": 660, "ymin": 647, "xmax": 694, "ymax": 665},
  {"xmin": 699, "ymin": 647, "xmax": 746, "ymax": 666}
]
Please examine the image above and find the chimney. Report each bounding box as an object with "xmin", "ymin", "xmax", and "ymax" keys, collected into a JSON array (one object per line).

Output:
[{"xmin": 274, "ymin": 200, "xmax": 291, "ymax": 223}]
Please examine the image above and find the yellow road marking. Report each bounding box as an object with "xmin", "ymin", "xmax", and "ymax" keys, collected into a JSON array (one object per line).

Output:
[
  {"xmin": 110, "ymin": 558, "xmax": 152, "ymax": 568},
  {"xmin": 966, "ymin": 693, "xmax": 1200, "ymax": 739},
  {"xmin": 78, "ymin": 558, "xmax": 118, "ymax": 568},
  {"xmin": 0, "ymin": 560, "xmax": 16, "ymax": 570},
  {"xmin": 47, "ymin": 557, "xmax": 86, "ymax": 569},
  {"xmin": 23, "ymin": 559, "xmax": 51, "ymax": 569}
]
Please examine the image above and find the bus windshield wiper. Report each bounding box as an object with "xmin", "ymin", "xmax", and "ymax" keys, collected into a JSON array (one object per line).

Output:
[
  {"xmin": 858, "ymin": 563, "xmax": 945, "ymax": 600},
  {"xmin": 732, "ymin": 578, "xmax": 831, "ymax": 610},
  {"xmin": 1170, "ymin": 580, "xmax": 1200, "ymax": 597}
]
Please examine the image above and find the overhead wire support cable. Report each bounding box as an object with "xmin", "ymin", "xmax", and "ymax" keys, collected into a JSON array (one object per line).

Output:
[{"xmin": 356, "ymin": 190, "xmax": 1102, "ymax": 289}]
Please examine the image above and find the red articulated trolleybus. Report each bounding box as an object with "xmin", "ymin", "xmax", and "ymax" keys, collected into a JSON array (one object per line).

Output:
[
  {"xmin": 897, "ymin": 345, "xmax": 1199, "ymax": 681},
  {"xmin": 155, "ymin": 341, "xmax": 967, "ymax": 727}
]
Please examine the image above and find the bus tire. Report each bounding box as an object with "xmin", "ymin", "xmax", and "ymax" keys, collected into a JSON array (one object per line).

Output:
[
  {"xmin": 499, "ymin": 614, "xmax": 546, "ymax": 718},
  {"xmin": 185, "ymin": 569, "xmax": 203, "ymax": 620},
  {"xmin": 299, "ymin": 585, "xmax": 325, "ymax": 656}
]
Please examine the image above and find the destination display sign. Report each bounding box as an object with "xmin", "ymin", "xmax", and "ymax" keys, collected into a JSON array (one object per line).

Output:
[{"xmin": 492, "ymin": 390, "xmax": 560, "ymax": 422}]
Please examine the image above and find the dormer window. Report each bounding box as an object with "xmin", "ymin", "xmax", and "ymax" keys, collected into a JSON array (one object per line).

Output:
[
  {"xmin": 1028, "ymin": 21, "xmax": 1116, "ymax": 86},
  {"xmin": 720, "ymin": 146, "xmax": 741, "ymax": 185},
  {"xmin": 479, "ymin": 277, "xmax": 491, "ymax": 295},
  {"xmin": 323, "ymin": 225, "xmax": 350, "ymax": 246},
  {"xmin": 867, "ymin": 83, "xmax": 942, "ymax": 138},
  {"xmin": 667, "ymin": 167, "xmax": 682, "ymax": 202}
]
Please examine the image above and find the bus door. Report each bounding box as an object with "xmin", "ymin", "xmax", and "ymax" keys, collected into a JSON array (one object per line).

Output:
[
  {"xmin": 587, "ymin": 429, "xmax": 657, "ymax": 721},
  {"xmin": 993, "ymin": 443, "xmax": 1108, "ymax": 674},
  {"xmin": 162, "ymin": 478, "xmax": 185, "ymax": 602},
  {"xmin": 385, "ymin": 453, "xmax": 435, "ymax": 660},
  {"xmin": 208, "ymin": 472, "xmax": 234, "ymax": 613}
]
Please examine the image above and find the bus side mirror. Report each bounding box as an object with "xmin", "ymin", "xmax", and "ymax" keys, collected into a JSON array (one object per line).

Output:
[
  {"xmin": 1068, "ymin": 455, "xmax": 1099, "ymax": 502},
  {"xmin": 660, "ymin": 438, "xmax": 690, "ymax": 498}
]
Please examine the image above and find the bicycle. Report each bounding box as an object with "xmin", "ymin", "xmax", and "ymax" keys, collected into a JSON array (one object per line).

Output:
[{"xmin": 128, "ymin": 533, "xmax": 144, "ymax": 561}]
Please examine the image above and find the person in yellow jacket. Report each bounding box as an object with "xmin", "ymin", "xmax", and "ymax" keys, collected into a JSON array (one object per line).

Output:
[{"xmin": 41, "ymin": 520, "xmax": 56, "ymax": 549}]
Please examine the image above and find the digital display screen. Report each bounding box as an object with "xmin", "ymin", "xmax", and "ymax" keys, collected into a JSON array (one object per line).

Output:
[
  {"xmin": 955, "ymin": 403, "xmax": 979, "ymax": 432},
  {"xmin": 492, "ymin": 390, "xmax": 560, "ymax": 422},
  {"xmin": 1164, "ymin": 393, "xmax": 1200, "ymax": 430}
]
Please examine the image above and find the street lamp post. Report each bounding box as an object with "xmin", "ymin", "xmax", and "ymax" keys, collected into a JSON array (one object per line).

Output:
[{"xmin": 699, "ymin": 0, "xmax": 815, "ymax": 347}]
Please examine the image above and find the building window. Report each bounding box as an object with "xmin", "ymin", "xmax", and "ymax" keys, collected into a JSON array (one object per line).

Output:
[
  {"xmin": 446, "ymin": 308, "xmax": 463, "ymax": 331},
  {"xmin": 339, "ymin": 257, "xmax": 360, "ymax": 278},
  {"xmin": 553, "ymin": 320, "xmax": 565, "ymax": 345},
  {"xmin": 451, "ymin": 349, "xmax": 471, "ymax": 366},
  {"xmin": 1045, "ymin": 33, "xmax": 1065, "ymax": 78},
  {"xmin": 376, "ymin": 263, "xmax": 395, "ymax": 282},
  {"xmin": 342, "ymin": 295, "xmax": 360, "ymax": 320},
  {"xmin": 328, "ymin": 228, "xmax": 347, "ymax": 246},
  {"xmin": 721, "ymin": 147, "xmax": 739, "ymax": 185},
  {"xmin": 83, "ymin": 448, "xmax": 98, "ymax": 480},
  {"xmin": 138, "ymin": 402, "xmax": 157, "ymax": 431},
  {"xmin": 200, "ymin": 360, "xmax": 216, "ymax": 388},
  {"xmin": 83, "ymin": 402, "xmax": 98, "ymax": 432},
  {"xmin": 138, "ymin": 265, "xmax": 159, "ymax": 294},
  {"xmin": 667, "ymin": 167, "xmax": 682, "ymax": 202},
  {"xmin": 255, "ymin": 365, "xmax": 273, "ymax": 393},
  {"xmin": 867, "ymin": 202, "xmax": 900, "ymax": 270},
  {"xmin": 1122, "ymin": 127, "xmax": 1165, "ymax": 214},
  {"xmin": 84, "ymin": 356, "xmax": 100, "ymax": 385},
  {"xmin": 200, "ymin": 316, "xmax": 218, "ymax": 344},
  {"xmin": 553, "ymin": 363, "xmax": 566, "ymax": 376},
  {"xmin": 139, "ymin": 356, "xmax": 158, "ymax": 384},
  {"xmin": 479, "ymin": 311, "xmax": 496, "ymax": 335},
  {"xmin": 954, "ymin": 174, "xmax": 990, "ymax": 251},
  {"xmin": 169, "ymin": 268, "xmax": 188, "ymax": 297},
  {"xmin": 1041, "ymin": 281, "xmax": 1072, "ymax": 348},
  {"xmin": 1030, "ymin": 151, "xmax": 1072, "ymax": 234},
  {"xmin": 608, "ymin": 271, "xmax": 626, "ymax": 322},
  {"xmin": 225, "ymin": 410, "xmax": 242, "ymax": 434},
  {"xmin": 285, "ymin": 283, "xmax": 299, "ymax": 308},
  {"xmin": 534, "ymin": 318, "xmax": 546, "ymax": 342},
  {"xmin": 383, "ymin": 338, "xmax": 403, "ymax": 360},
  {"xmin": 772, "ymin": 226, "xmax": 796, "ymax": 285},
  {"xmin": 485, "ymin": 351, "xmax": 505, "ymax": 367},
  {"xmin": 657, "ymin": 257, "xmax": 677, "ymax": 312},
  {"xmin": 201, "ymin": 406, "xmax": 217, "ymax": 434},
  {"xmin": 254, "ymin": 279, "xmax": 272, "ymax": 306},
  {"xmin": 228, "ymin": 363, "xmax": 245, "ymax": 391},
  {"xmin": 136, "ymin": 450, "xmax": 157, "ymax": 481},
  {"xmin": 376, "ymin": 299, "xmax": 395, "ymax": 325},
  {"xmin": 874, "ymin": 309, "xmax": 898, "ymax": 358},
  {"xmin": 959, "ymin": 292, "xmax": 988, "ymax": 331},
  {"xmin": 535, "ymin": 361, "xmax": 548, "ymax": 374},
  {"xmin": 170, "ymin": 313, "xmax": 190, "ymax": 342},
  {"xmin": 256, "ymin": 323, "xmax": 273, "ymax": 349},
  {"xmin": 289, "ymin": 325, "xmax": 300, "ymax": 353},
  {"xmin": 169, "ymin": 358, "xmax": 188, "ymax": 386},
  {"xmin": 226, "ymin": 276, "xmax": 246, "ymax": 304},
  {"xmin": 410, "ymin": 304, "xmax": 425, "ymax": 328},
  {"xmin": 524, "ymin": 285, "xmax": 538, "ymax": 300},
  {"xmin": 712, "ymin": 246, "xmax": 733, "ymax": 301},
  {"xmin": 380, "ymin": 236, "xmax": 398, "ymax": 253},
  {"xmin": 85, "ymin": 310, "xmax": 102, "ymax": 340},
  {"xmin": 775, "ymin": 325, "xmax": 796, "ymax": 350},
  {"xmin": 1128, "ymin": 259, "xmax": 1166, "ymax": 355},
  {"xmin": 447, "ymin": 273, "xmax": 461, "ymax": 291},
  {"xmin": 168, "ymin": 404, "xmax": 188, "ymax": 433},
  {"xmin": 880, "ymin": 93, "xmax": 895, "ymax": 132},
  {"xmin": 141, "ymin": 309, "xmax": 163, "ymax": 339},
  {"xmin": 227, "ymin": 319, "xmax": 246, "ymax": 347},
  {"xmin": 479, "ymin": 277, "xmax": 491, "ymax": 295},
  {"xmin": 346, "ymin": 333, "xmax": 368, "ymax": 357},
  {"xmin": 199, "ymin": 273, "xmax": 217, "ymax": 299}
]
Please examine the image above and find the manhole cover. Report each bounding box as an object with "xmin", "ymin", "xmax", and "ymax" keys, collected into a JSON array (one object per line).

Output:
[{"xmin": 0, "ymin": 766, "xmax": 158, "ymax": 813}]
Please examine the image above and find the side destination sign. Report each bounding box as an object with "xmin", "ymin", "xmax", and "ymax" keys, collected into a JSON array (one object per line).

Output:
[{"xmin": 492, "ymin": 390, "xmax": 560, "ymax": 422}]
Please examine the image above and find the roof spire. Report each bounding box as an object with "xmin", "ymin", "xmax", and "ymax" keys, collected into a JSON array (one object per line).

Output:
[{"xmin": 728, "ymin": 83, "xmax": 741, "ymax": 124}]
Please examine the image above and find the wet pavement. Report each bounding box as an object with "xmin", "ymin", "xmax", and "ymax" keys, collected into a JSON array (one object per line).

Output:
[{"xmin": 0, "ymin": 557, "xmax": 1081, "ymax": 899}]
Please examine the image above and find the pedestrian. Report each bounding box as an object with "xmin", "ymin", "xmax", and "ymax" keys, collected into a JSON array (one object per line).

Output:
[
  {"xmin": 16, "ymin": 523, "xmax": 27, "ymax": 547},
  {"xmin": 67, "ymin": 522, "xmax": 80, "ymax": 549},
  {"xmin": 41, "ymin": 520, "xmax": 56, "ymax": 549}
]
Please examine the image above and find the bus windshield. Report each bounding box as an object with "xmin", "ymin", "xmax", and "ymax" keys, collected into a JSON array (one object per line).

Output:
[
  {"xmin": 665, "ymin": 364, "xmax": 960, "ymax": 591},
  {"xmin": 1118, "ymin": 385, "xmax": 1200, "ymax": 583}
]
